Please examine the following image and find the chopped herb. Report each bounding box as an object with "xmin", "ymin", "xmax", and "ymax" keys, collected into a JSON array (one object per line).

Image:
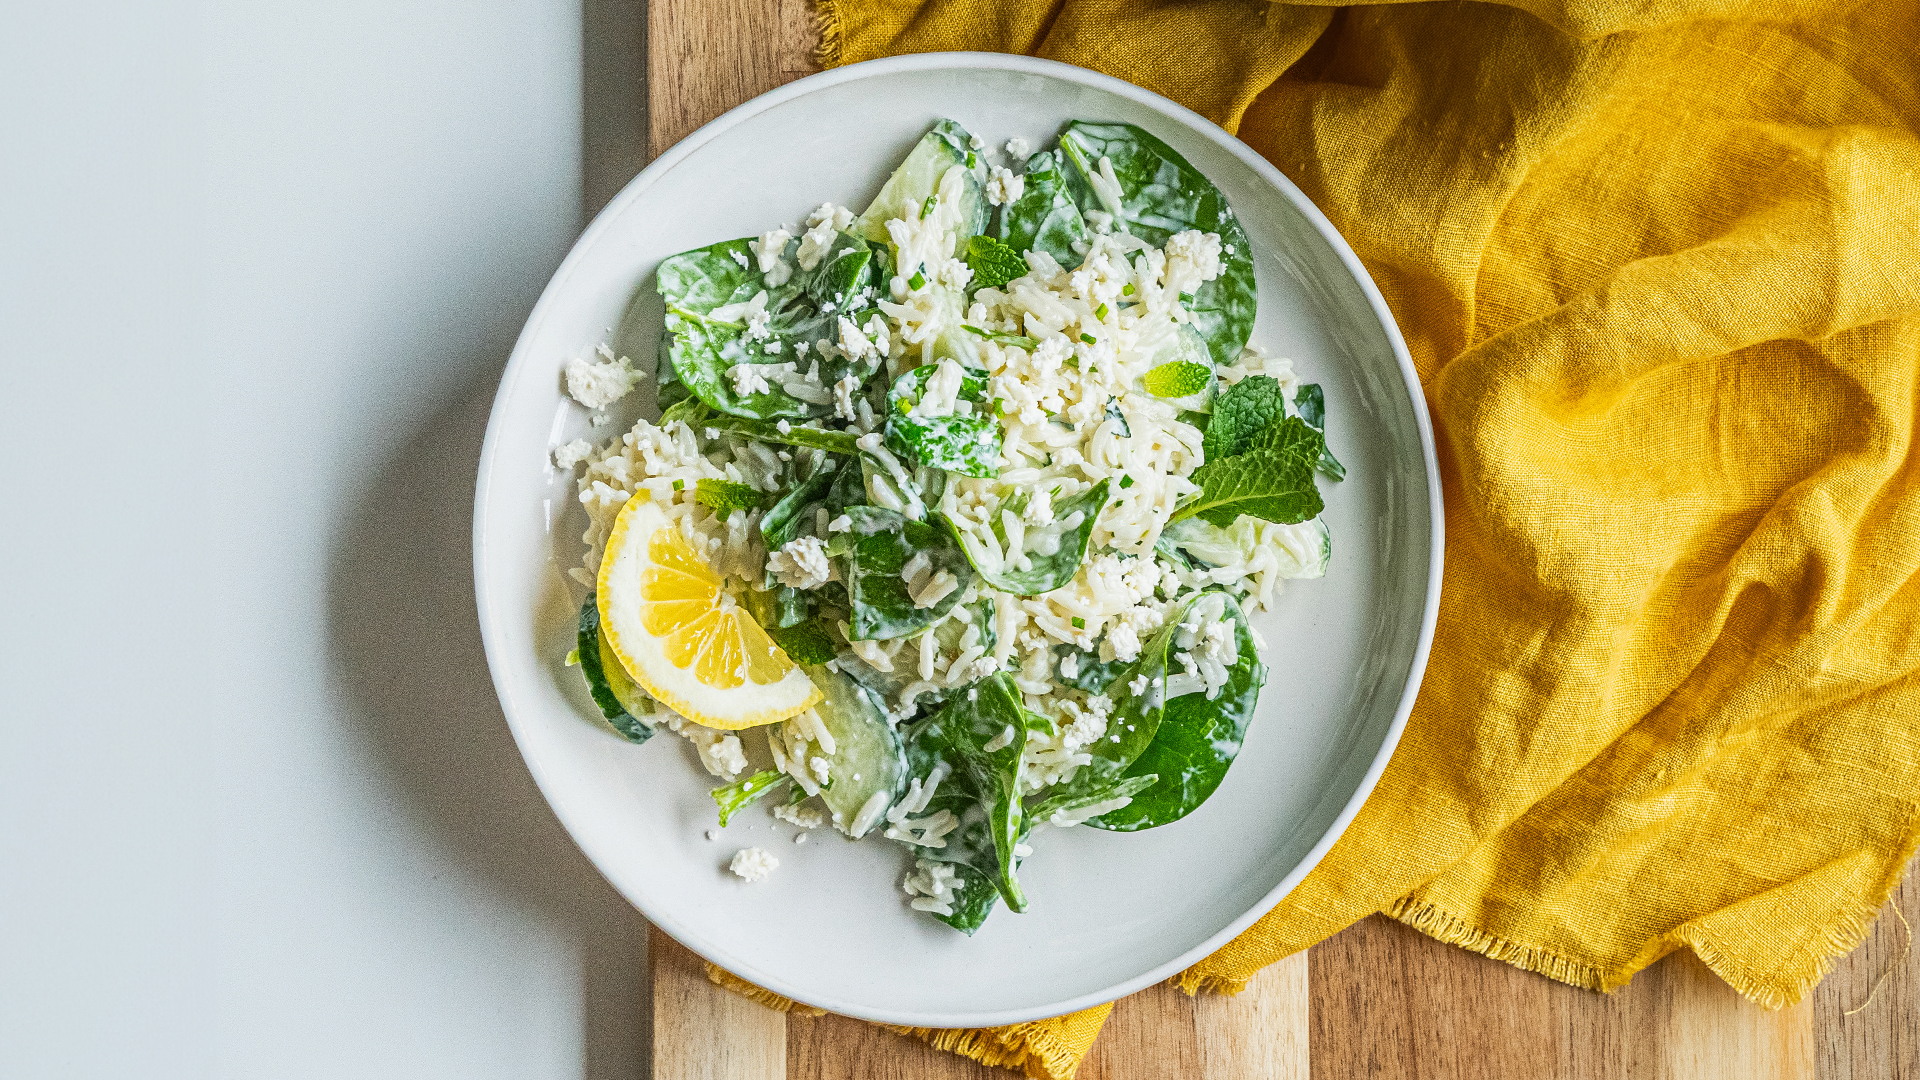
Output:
[
  {"xmin": 1095, "ymin": 303, "xmax": 1109, "ymax": 320},
  {"xmin": 1080, "ymin": 332, "xmax": 1096, "ymax": 344},
  {"xmin": 966, "ymin": 151, "xmax": 976, "ymax": 168},
  {"xmin": 1120, "ymin": 474, "xmax": 1135, "ymax": 489},
  {"xmin": 920, "ymin": 195, "xmax": 937, "ymax": 219},
  {"xmin": 694, "ymin": 478, "xmax": 767, "ymax": 514},
  {"xmin": 1122, "ymin": 282, "xmax": 1135, "ymax": 296},
  {"xmin": 1071, "ymin": 617, "xmax": 1086, "ymax": 629},
  {"xmin": 909, "ymin": 270, "xmax": 926, "ymax": 290},
  {"xmin": 564, "ymin": 648, "xmax": 580, "ymax": 666},
  {"xmin": 672, "ymin": 479, "xmax": 685, "ymax": 491}
]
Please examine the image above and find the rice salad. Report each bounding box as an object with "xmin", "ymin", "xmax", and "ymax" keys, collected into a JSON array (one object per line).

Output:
[{"xmin": 555, "ymin": 120, "xmax": 1341, "ymax": 934}]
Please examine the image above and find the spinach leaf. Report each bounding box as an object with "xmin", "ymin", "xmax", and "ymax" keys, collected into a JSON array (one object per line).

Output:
[
  {"xmin": 996, "ymin": 149, "xmax": 1087, "ymax": 269},
  {"xmin": 838, "ymin": 599, "xmax": 994, "ymax": 716},
  {"xmin": 1027, "ymin": 772, "xmax": 1159, "ymax": 827},
  {"xmin": 884, "ymin": 363, "xmax": 1002, "ymax": 479},
  {"xmin": 711, "ymin": 771, "xmax": 789, "ymax": 827},
  {"xmin": 765, "ymin": 619, "xmax": 837, "ymax": 665},
  {"xmin": 964, "ymin": 235, "xmax": 1028, "ymax": 291},
  {"xmin": 657, "ymin": 395, "xmax": 711, "ymax": 430},
  {"xmin": 920, "ymin": 861, "xmax": 1003, "ymax": 936},
  {"xmin": 839, "ymin": 506, "xmax": 973, "ymax": 640},
  {"xmin": 1051, "ymin": 643, "xmax": 1128, "ymax": 694},
  {"xmin": 711, "ymin": 417, "xmax": 861, "ymax": 456},
  {"xmin": 1204, "ymin": 375, "xmax": 1284, "ymax": 461},
  {"xmin": 1056, "ymin": 122, "xmax": 1256, "ymax": 367},
  {"xmin": 1172, "ymin": 416, "xmax": 1324, "ymax": 527},
  {"xmin": 1293, "ymin": 382, "xmax": 1346, "ymax": 481},
  {"xmin": 949, "ymin": 479, "xmax": 1111, "ymax": 596},
  {"xmin": 657, "ymin": 234, "xmax": 883, "ymax": 421},
  {"xmin": 1090, "ymin": 593, "xmax": 1266, "ymax": 831},
  {"xmin": 759, "ymin": 462, "xmax": 838, "ymax": 550},
  {"xmin": 823, "ymin": 453, "xmax": 868, "ymax": 515},
  {"xmin": 903, "ymin": 673, "xmax": 1032, "ymax": 914},
  {"xmin": 575, "ymin": 598, "xmax": 653, "ymax": 745}
]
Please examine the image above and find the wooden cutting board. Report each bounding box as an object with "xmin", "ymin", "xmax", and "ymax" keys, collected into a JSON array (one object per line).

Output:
[{"xmin": 639, "ymin": 2, "xmax": 1919, "ymax": 1075}]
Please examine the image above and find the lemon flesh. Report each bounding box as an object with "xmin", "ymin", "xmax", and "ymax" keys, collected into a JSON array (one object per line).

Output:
[{"xmin": 597, "ymin": 496, "xmax": 821, "ymax": 729}]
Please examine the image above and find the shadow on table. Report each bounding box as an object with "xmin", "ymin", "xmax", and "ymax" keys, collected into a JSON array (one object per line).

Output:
[{"xmin": 326, "ymin": 368, "xmax": 650, "ymax": 1079}]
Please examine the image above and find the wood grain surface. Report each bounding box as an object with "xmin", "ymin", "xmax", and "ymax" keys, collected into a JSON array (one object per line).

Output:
[{"xmin": 640, "ymin": 1, "xmax": 1918, "ymax": 1075}]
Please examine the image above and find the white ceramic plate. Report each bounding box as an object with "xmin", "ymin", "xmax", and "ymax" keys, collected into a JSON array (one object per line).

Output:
[{"xmin": 474, "ymin": 53, "xmax": 1440, "ymax": 1027}]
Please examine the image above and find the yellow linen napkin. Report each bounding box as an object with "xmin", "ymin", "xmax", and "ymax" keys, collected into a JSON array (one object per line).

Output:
[{"xmin": 712, "ymin": 2, "xmax": 1920, "ymax": 1075}]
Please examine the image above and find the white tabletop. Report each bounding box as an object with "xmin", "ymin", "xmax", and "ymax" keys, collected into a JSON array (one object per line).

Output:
[{"xmin": 1, "ymin": 2, "xmax": 652, "ymax": 1075}]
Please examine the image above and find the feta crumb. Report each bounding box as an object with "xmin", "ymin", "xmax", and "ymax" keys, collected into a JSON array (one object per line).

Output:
[
  {"xmin": 1108, "ymin": 622, "xmax": 1142, "ymax": 663},
  {"xmin": 1005, "ymin": 137, "xmax": 1030, "ymax": 159},
  {"xmin": 794, "ymin": 833, "xmax": 807, "ymax": 844},
  {"xmin": 705, "ymin": 829, "xmax": 719, "ymax": 841},
  {"xmin": 1130, "ymin": 674, "xmax": 1150, "ymax": 696},
  {"xmin": 552, "ymin": 439, "xmax": 593, "ymax": 470},
  {"xmin": 749, "ymin": 229, "xmax": 793, "ymax": 286},
  {"xmin": 767, "ymin": 536, "xmax": 832, "ymax": 590},
  {"xmin": 986, "ymin": 166, "xmax": 1025, "ymax": 207},
  {"xmin": 968, "ymin": 133, "xmax": 985, "ymax": 151},
  {"xmin": 773, "ymin": 802, "xmax": 825, "ymax": 829},
  {"xmin": 729, "ymin": 248, "xmax": 748, "ymax": 268},
  {"xmin": 563, "ymin": 352, "xmax": 640, "ymax": 410},
  {"xmin": 728, "ymin": 847, "xmax": 778, "ymax": 882}
]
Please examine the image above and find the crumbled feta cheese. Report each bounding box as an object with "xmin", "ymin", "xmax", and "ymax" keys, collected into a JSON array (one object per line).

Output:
[
  {"xmin": 986, "ymin": 166, "xmax": 1025, "ymax": 207},
  {"xmin": 1005, "ymin": 137, "xmax": 1030, "ymax": 159},
  {"xmin": 767, "ymin": 536, "xmax": 832, "ymax": 590},
  {"xmin": 796, "ymin": 203, "xmax": 854, "ymax": 270},
  {"xmin": 827, "ymin": 514, "xmax": 852, "ymax": 533},
  {"xmin": 750, "ymin": 229, "xmax": 792, "ymax": 286},
  {"xmin": 563, "ymin": 351, "xmax": 640, "ymax": 410},
  {"xmin": 728, "ymin": 847, "xmax": 778, "ymax": 882},
  {"xmin": 552, "ymin": 439, "xmax": 594, "ymax": 470},
  {"xmin": 1022, "ymin": 486, "xmax": 1055, "ymax": 527},
  {"xmin": 832, "ymin": 374, "xmax": 861, "ymax": 422},
  {"xmin": 1107, "ymin": 622, "xmax": 1142, "ymax": 663},
  {"xmin": 729, "ymin": 248, "xmax": 749, "ymax": 268},
  {"xmin": 773, "ymin": 802, "xmax": 825, "ymax": 829}
]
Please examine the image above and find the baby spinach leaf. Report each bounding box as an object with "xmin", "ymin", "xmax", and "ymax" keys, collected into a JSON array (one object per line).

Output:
[
  {"xmin": 1292, "ymin": 382, "xmax": 1346, "ymax": 480},
  {"xmin": 997, "ymin": 149, "xmax": 1087, "ymax": 269},
  {"xmin": 1090, "ymin": 594, "xmax": 1266, "ymax": 831},
  {"xmin": 657, "ymin": 395, "xmax": 711, "ymax": 430},
  {"xmin": 907, "ymin": 674, "xmax": 1031, "ymax": 913},
  {"xmin": 1026, "ymin": 772, "xmax": 1159, "ymax": 827},
  {"xmin": 693, "ymin": 478, "xmax": 766, "ymax": 514},
  {"xmin": 711, "ymin": 417, "xmax": 861, "ymax": 456},
  {"xmin": 1173, "ymin": 416, "xmax": 1324, "ymax": 527},
  {"xmin": 765, "ymin": 619, "xmax": 837, "ymax": 665},
  {"xmin": 1204, "ymin": 375, "xmax": 1284, "ymax": 461},
  {"xmin": 823, "ymin": 453, "xmax": 868, "ymax": 515},
  {"xmin": 924, "ymin": 861, "xmax": 1002, "ymax": 936},
  {"xmin": 1051, "ymin": 643, "xmax": 1128, "ymax": 694},
  {"xmin": 1056, "ymin": 122, "xmax": 1256, "ymax": 367},
  {"xmin": 759, "ymin": 463, "xmax": 838, "ymax": 550},
  {"xmin": 711, "ymin": 771, "xmax": 789, "ymax": 827},
  {"xmin": 575, "ymin": 598, "xmax": 654, "ymax": 745},
  {"xmin": 964, "ymin": 235, "xmax": 1028, "ymax": 291},
  {"xmin": 884, "ymin": 363, "xmax": 1002, "ymax": 479},
  {"xmin": 839, "ymin": 506, "xmax": 973, "ymax": 640},
  {"xmin": 949, "ymin": 479, "xmax": 1112, "ymax": 597},
  {"xmin": 657, "ymin": 233, "xmax": 884, "ymax": 421}
]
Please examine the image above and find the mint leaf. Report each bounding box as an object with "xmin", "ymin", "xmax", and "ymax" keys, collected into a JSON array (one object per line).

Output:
[
  {"xmin": 1205, "ymin": 375, "xmax": 1285, "ymax": 461},
  {"xmin": 1174, "ymin": 416, "xmax": 1324, "ymax": 527},
  {"xmin": 766, "ymin": 619, "xmax": 838, "ymax": 666},
  {"xmin": 965, "ymin": 235, "xmax": 1027, "ymax": 290},
  {"xmin": 694, "ymin": 478, "xmax": 766, "ymax": 514},
  {"xmin": 1294, "ymin": 382, "xmax": 1345, "ymax": 480},
  {"xmin": 1141, "ymin": 360, "xmax": 1212, "ymax": 398}
]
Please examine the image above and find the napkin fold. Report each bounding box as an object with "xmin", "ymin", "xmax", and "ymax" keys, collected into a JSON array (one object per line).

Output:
[{"xmin": 719, "ymin": 2, "xmax": 1920, "ymax": 1075}]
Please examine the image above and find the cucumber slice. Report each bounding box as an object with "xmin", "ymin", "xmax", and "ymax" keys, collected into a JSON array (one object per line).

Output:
[
  {"xmin": 790, "ymin": 665, "xmax": 908, "ymax": 837},
  {"xmin": 576, "ymin": 597, "xmax": 655, "ymax": 744},
  {"xmin": 854, "ymin": 120, "xmax": 988, "ymax": 252}
]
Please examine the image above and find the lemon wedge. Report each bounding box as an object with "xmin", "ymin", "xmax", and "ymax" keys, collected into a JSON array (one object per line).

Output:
[{"xmin": 596, "ymin": 496, "xmax": 821, "ymax": 729}]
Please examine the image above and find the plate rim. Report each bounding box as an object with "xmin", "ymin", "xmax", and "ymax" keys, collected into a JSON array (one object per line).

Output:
[{"xmin": 473, "ymin": 50, "xmax": 1444, "ymax": 1027}]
